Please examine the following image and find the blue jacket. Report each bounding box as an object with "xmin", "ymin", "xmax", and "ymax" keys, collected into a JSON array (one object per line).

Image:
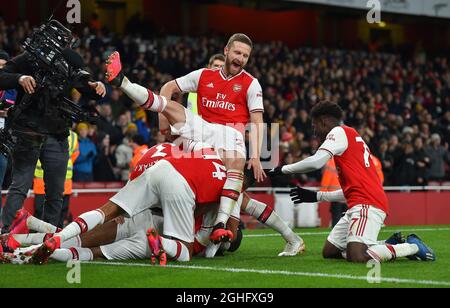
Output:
[
  {"xmin": 74, "ymin": 137, "xmax": 97, "ymax": 174},
  {"xmin": 135, "ymin": 120, "xmax": 150, "ymax": 143}
]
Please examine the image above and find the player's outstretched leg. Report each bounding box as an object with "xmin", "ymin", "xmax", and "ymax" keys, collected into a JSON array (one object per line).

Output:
[
  {"xmin": 31, "ymin": 201, "xmax": 123, "ymax": 265},
  {"xmin": 383, "ymin": 232, "xmax": 405, "ymax": 245},
  {"xmin": 51, "ymin": 247, "xmax": 94, "ymax": 262},
  {"xmin": 147, "ymin": 228, "xmax": 193, "ymax": 265},
  {"xmin": 106, "ymin": 52, "xmax": 177, "ymax": 116},
  {"xmin": 405, "ymin": 234, "xmax": 436, "ymax": 261},
  {"xmin": 241, "ymin": 194, "xmax": 305, "ymax": 256},
  {"xmin": 9, "ymin": 209, "xmax": 60, "ymax": 235},
  {"xmin": 366, "ymin": 234, "xmax": 436, "ymax": 262}
]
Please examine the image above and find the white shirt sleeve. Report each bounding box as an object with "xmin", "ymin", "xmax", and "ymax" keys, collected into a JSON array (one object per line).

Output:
[
  {"xmin": 175, "ymin": 69, "xmax": 205, "ymax": 93},
  {"xmin": 317, "ymin": 190, "xmax": 347, "ymax": 203},
  {"xmin": 318, "ymin": 126, "xmax": 349, "ymax": 157},
  {"xmin": 247, "ymin": 79, "xmax": 264, "ymax": 113},
  {"xmin": 282, "ymin": 150, "xmax": 331, "ymax": 174}
]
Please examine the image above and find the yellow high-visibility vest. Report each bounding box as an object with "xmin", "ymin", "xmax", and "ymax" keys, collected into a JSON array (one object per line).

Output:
[
  {"xmin": 34, "ymin": 131, "xmax": 79, "ymax": 181},
  {"xmin": 187, "ymin": 92, "xmax": 198, "ymax": 115}
]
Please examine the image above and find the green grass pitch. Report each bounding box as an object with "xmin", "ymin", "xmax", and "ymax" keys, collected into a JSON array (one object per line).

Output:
[{"xmin": 1, "ymin": 225, "xmax": 449, "ymax": 288}]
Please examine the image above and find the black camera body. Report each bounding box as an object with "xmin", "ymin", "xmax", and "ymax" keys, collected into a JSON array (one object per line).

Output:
[
  {"xmin": 23, "ymin": 20, "xmax": 73, "ymax": 78},
  {"xmin": 0, "ymin": 20, "xmax": 98, "ymax": 157}
]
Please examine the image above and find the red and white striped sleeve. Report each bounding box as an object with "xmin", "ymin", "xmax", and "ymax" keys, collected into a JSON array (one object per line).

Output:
[
  {"xmin": 319, "ymin": 126, "xmax": 349, "ymax": 157},
  {"xmin": 246, "ymin": 78, "xmax": 264, "ymax": 113},
  {"xmin": 175, "ymin": 69, "xmax": 205, "ymax": 93}
]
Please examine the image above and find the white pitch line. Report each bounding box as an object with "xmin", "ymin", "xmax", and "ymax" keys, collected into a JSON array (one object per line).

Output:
[
  {"xmin": 84, "ymin": 261, "xmax": 450, "ymax": 287},
  {"xmin": 245, "ymin": 227, "xmax": 450, "ymax": 238}
]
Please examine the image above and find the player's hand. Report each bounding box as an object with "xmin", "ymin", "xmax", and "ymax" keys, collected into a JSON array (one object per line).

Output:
[
  {"xmin": 290, "ymin": 185, "xmax": 318, "ymax": 204},
  {"xmin": 267, "ymin": 166, "xmax": 284, "ymax": 178},
  {"xmin": 247, "ymin": 158, "xmax": 266, "ymax": 183},
  {"xmin": 19, "ymin": 75, "xmax": 36, "ymax": 94},
  {"xmin": 210, "ymin": 223, "xmax": 234, "ymax": 244},
  {"xmin": 89, "ymin": 81, "xmax": 107, "ymax": 98}
]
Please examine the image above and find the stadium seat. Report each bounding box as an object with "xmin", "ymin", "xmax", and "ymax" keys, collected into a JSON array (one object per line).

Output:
[
  {"xmin": 105, "ymin": 182, "xmax": 126, "ymax": 189},
  {"xmin": 72, "ymin": 182, "xmax": 85, "ymax": 189},
  {"xmin": 83, "ymin": 182, "xmax": 108, "ymax": 189}
]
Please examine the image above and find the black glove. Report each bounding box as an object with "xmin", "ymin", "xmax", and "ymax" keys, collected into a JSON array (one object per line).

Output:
[
  {"xmin": 267, "ymin": 166, "xmax": 284, "ymax": 178},
  {"xmin": 290, "ymin": 185, "xmax": 318, "ymax": 204}
]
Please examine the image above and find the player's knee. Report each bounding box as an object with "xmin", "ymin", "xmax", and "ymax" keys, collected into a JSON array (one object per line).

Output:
[
  {"xmin": 346, "ymin": 246, "xmax": 370, "ymax": 263},
  {"xmin": 322, "ymin": 241, "xmax": 341, "ymax": 259},
  {"xmin": 322, "ymin": 248, "xmax": 334, "ymax": 259},
  {"xmin": 182, "ymin": 241, "xmax": 194, "ymax": 261}
]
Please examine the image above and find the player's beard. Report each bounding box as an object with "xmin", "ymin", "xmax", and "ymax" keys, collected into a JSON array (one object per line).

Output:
[{"xmin": 225, "ymin": 57, "xmax": 243, "ymax": 77}]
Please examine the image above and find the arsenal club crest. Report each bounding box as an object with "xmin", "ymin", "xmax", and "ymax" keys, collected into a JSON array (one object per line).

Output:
[{"xmin": 233, "ymin": 84, "xmax": 242, "ymax": 93}]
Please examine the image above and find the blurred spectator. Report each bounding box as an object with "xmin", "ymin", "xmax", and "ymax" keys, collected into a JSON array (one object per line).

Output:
[
  {"xmin": 134, "ymin": 109, "xmax": 150, "ymax": 144},
  {"xmin": 395, "ymin": 143, "xmax": 417, "ymax": 186},
  {"xmin": 89, "ymin": 13, "xmax": 101, "ymax": 31},
  {"xmin": 413, "ymin": 137, "xmax": 431, "ymax": 185},
  {"xmin": 1, "ymin": 21, "xmax": 448, "ymax": 184},
  {"xmin": 425, "ymin": 134, "xmax": 450, "ymax": 181},
  {"xmin": 94, "ymin": 133, "xmax": 118, "ymax": 182},
  {"xmin": 375, "ymin": 139, "xmax": 394, "ymax": 185},
  {"xmin": 320, "ymin": 159, "xmax": 347, "ymax": 227},
  {"xmin": 96, "ymin": 103, "xmax": 121, "ymax": 145},
  {"xmin": 129, "ymin": 134, "xmax": 149, "ymax": 174},
  {"xmin": 74, "ymin": 123, "xmax": 97, "ymax": 182},
  {"xmin": 115, "ymin": 123, "xmax": 137, "ymax": 181}
]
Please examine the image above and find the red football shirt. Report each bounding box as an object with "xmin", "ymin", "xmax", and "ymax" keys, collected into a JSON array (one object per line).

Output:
[
  {"xmin": 166, "ymin": 148, "xmax": 227, "ymax": 204},
  {"xmin": 176, "ymin": 67, "xmax": 264, "ymax": 134},
  {"xmin": 320, "ymin": 125, "xmax": 389, "ymax": 214},
  {"xmin": 130, "ymin": 142, "xmax": 227, "ymax": 204},
  {"xmin": 129, "ymin": 143, "xmax": 175, "ymax": 181}
]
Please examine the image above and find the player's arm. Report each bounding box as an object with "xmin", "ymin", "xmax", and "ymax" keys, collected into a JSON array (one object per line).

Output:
[
  {"xmin": 246, "ymin": 79, "xmax": 266, "ymax": 182},
  {"xmin": 271, "ymin": 126, "xmax": 348, "ymax": 175},
  {"xmin": 248, "ymin": 111, "xmax": 266, "ymax": 182},
  {"xmin": 281, "ymin": 150, "xmax": 332, "ymax": 175},
  {"xmin": 159, "ymin": 69, "xmax": 204, "ymax": 133},
  {"xmin": 159, "ymin": 80, "xmax": 183, "ymax": 133},
  {"xmin": 290, "ymin": 186, "xmax": 346, "ymax": 204}
]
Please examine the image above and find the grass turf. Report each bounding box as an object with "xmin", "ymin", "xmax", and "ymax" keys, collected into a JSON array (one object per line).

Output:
[{"xmin": 1, "ymin": 225, "xmax": 449, "ymax": 288}]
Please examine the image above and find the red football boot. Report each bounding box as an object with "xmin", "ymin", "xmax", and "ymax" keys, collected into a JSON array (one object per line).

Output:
[
  {"xmin": 31, "ymin": 236, "xmax": 61, "ymax": 265},
  {"xmin": 209, "ymin": 223, "xmax": 234, "ymax": 244},
  {"xmin": 0, "ymin": 234, "xmax": 21, "ymax": 253},
  {"xmin": 146, "ymin": 228, "xmax": 167, "ymax": 266},
  {"xmin": 105, "ymin": 51, "xmax": 124, "ymax": 87},
  {"xmin": 9, "ymin": 209, "xmax": 31, "ymax": 235}
]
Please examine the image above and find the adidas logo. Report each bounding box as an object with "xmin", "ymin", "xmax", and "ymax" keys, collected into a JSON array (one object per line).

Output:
[{"xmin": 207, "ymin": 83, "xmax": 214, "ymax": 88}]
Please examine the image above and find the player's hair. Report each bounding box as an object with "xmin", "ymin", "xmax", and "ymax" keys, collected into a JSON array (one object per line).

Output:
[
  {"xmin": 208, "ymin": 54, "xmax": 225, "ymax": 67},
  {"xmin": 311, "ymin": 100, "xmax": 343, "ymax": 121},
  {"xmin": 132, "ymin": 134, "xmax": 146, "ymax": 146},
  {"xmin": 226, "ymin": 33, "xmax": 253, "ymax": 49}
]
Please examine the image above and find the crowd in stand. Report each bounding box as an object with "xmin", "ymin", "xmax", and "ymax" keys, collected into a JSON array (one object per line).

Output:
[{"xmin": 0, "ymin": 18, "xmax": 448, "ymax": 186}]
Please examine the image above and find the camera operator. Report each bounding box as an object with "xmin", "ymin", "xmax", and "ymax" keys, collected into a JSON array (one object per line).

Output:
[
  {"xmin": 0, "ymin": 50, "xmax": 16, "ymax": 217},
  {"xmin": 0, "ymin": 25, "xmax": 106, "ymax": 233}
]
